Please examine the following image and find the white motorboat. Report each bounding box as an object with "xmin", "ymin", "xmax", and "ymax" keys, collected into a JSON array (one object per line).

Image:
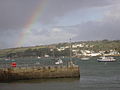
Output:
[{"xmin": 97, "ymin": 56, "xmax": 116, "ymax": 62}]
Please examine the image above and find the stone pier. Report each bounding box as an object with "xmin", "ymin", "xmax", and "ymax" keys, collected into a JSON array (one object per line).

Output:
[{"xmin": 0, "ymin": 65, "xmax": 80, "ymax": 82}]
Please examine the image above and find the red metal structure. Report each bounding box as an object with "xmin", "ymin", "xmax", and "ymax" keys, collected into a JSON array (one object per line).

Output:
[{"xmin": 11, "ymin": 62, "xmax": 16, "ymax": 67}]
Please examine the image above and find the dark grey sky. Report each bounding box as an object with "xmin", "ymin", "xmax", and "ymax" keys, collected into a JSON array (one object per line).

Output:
[{"xmin": 0, "ymin": 0, "xmax": 120, "ymax": 49}]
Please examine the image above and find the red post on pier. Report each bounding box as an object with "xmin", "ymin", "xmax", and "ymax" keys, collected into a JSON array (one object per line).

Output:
[{"xmin": 11, "ymin": 62, "xmax": 17, "ymax": 67}]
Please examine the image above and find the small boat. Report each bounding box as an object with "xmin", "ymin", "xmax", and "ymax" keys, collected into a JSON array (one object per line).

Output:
[
  {"xmin": 5, "ymin": 58, "xmax": 15, "ymax": 61},
  {"xmin": 97, "ymin": 56, "xmax": 116, "ymax": 62},
  {"xmin": 35, "ymin": 62, "xmax": 40, "ymax": 65},
  {"xmin": 80, "ymin": 57, "xmax": 90, "ymax": 60},
  {"xmin": 37, "ymin": 56, "xmax": 41, "ymax": 59},
  {"xmin": 5, "ymin": 58, "xmax": 10, "ymax": 61},
  {"xmin": 55, "ymin": 58, "xmax": 63, "ymax": 64},
  {"xmin": 11, "ymin": 59, "xmax": 16, "ymax": 62}
]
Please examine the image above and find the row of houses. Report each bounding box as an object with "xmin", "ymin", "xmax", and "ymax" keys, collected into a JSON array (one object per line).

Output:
[
  {"xmin": 57, "ymin": 43, "xmax": 90, "ymax": 51},
  {"xmin": 56, "ymin": 43, "xmax": 120, "ymax": 56}
]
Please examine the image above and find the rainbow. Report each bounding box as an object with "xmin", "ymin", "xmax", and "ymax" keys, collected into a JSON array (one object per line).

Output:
[{"xmin": 16, "ymin": 0, "xmax": 48, "ymax": 47}]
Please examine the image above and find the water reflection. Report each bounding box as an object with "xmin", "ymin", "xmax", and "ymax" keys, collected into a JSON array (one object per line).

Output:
[{"xmin": 11, "ymin": 78, "xmax": 80, "ymax": 84}]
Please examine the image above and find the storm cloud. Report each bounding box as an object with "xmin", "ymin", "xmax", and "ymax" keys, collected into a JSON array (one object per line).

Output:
[
  {"xmin": 0, "ymin": 0, "xmax": 120, "ymax": 49},
  {"xmin": 0, "ymin": 0, "xmax": 116, "ymax": 29}
]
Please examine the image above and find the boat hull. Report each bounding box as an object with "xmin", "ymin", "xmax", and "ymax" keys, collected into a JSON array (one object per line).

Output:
[
  {"xmin": 97, "ymin": 56, "xmax": 116, "ymax": 62},
  {"xmin": 97, "ymin": 59, "xmax": 116, "ymax": 62}
]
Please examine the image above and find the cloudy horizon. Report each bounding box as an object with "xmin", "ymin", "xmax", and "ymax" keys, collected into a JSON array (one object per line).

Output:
[{"xmin": 0, "ymin": 0, "xmax": 120, "ymax": 49}]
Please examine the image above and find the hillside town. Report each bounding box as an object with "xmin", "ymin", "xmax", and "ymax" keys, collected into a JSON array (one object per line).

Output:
[
  {"xmin": 0, "ymin": 40, "xmax": 120, "ymax": 58},
  {"xmin": 56, "ymin": 43, "xmax": 120, "ymax": 57}
]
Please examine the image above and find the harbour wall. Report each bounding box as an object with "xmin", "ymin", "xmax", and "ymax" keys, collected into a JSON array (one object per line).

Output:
[{"xmin": 0, "ymin": 65, "xmax": 80, "ymax": 82}]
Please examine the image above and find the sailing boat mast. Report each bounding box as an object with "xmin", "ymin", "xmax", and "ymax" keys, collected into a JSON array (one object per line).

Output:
[
  {"xmin": 69, "ymin": 38, "xmax": 74, "ymax": 66},
  {"xmin": 52, "ymin": 48, "xmax": 55, "ymax": 59},
  {"xmin": 69, "ymin": 38, "xmax": 72, "ymax": 61}
]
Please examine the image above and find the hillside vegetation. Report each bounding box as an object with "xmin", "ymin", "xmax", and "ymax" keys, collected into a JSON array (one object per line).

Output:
[{"xmin": 0, "ymin": 40, "xmax": 120, "ymax": 58}]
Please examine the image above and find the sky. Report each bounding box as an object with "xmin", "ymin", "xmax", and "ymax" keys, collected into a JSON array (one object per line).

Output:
[{"xmin": 0, "ymin": 0, "xmax": 120, "ymax": 49}]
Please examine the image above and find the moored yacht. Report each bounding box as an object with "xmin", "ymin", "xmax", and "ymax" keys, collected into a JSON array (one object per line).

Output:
[{"xmin": 97, "ymin": 56, "xmax": 116, "ymax": 62}]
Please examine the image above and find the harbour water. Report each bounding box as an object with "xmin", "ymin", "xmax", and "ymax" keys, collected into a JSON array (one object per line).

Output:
[{"xmin": 0, "ymin": 56, "xmax": 120, "ymax": 90}]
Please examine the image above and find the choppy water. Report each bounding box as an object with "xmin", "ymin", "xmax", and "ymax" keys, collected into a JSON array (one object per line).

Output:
[{"xmin": 0, "ymin": 57, "xmax": 120, "ymax": 90}]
